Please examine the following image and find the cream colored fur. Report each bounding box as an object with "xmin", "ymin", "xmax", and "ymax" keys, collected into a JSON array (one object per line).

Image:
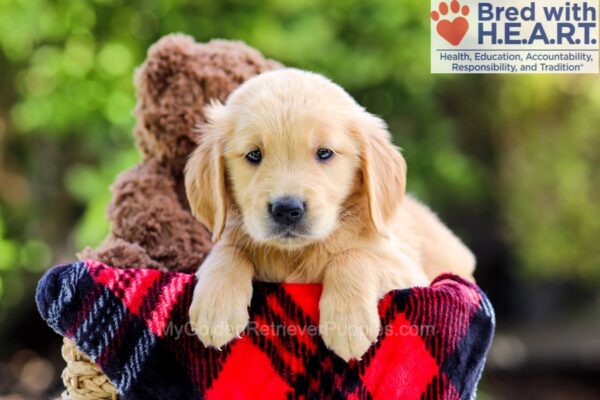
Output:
[{"xmin": 185, "ymin": 69, "xmax": 475, "ymax": 361}]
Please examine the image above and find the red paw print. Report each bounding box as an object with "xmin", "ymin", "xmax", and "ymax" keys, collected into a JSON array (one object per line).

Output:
[{"xmin": 431, "ymin": 0, "xmax": 470, "ymax": 46}]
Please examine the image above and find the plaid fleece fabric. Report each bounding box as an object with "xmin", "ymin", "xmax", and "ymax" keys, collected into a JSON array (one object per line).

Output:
[{"xmin": 36, "ymin": 260, "xmax": 494, "ymax": 400}]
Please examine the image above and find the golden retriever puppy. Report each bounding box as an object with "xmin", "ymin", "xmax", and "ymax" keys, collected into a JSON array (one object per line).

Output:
[{"xmin": 185, "ymin": 68, "xmax": 475, "ymax": 361}]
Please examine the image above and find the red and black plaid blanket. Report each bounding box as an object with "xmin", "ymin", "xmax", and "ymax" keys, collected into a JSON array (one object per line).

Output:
[{"xmin": 36, "ymin": 260, "xmax": 494, "ymax": 399}]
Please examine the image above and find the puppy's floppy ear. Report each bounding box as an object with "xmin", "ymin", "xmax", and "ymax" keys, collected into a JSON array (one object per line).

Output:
[
  {"xmin": 355, "ymin": 112, "xmax": 407, "ymax": 238},
  {"xmin": 185, "ymin": 100, "xmax": 229, "ymax": 242}
]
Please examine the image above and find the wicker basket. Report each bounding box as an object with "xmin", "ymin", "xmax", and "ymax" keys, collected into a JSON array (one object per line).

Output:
[{"xmin": 60, "ymin": 338, "xmax": 118, "ymax": 399}]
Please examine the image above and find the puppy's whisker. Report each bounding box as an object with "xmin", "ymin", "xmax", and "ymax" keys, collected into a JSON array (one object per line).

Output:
[
  {"xmin": 231, "ymin": 229, "xmax": 254, "ymax": 267},
  {"xmin": 340, "ymin": 204, "xmax": 362, "ymax": 220}
]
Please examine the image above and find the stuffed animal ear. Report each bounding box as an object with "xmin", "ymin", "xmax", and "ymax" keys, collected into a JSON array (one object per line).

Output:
[
  {"xmin": 355, "ymin": 112, "xmax": 407, "ymax": 238},
  {"xmin": 185, "ymin": 100, "xmax": 229, "ymax": 242}
]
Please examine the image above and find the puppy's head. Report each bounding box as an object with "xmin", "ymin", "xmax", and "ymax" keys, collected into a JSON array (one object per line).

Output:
[{"xmin": 186, "ymin": 69, "xmax": 406, "ymax": 248}]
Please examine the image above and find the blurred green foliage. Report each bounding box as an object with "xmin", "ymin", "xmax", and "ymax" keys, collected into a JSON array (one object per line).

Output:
[{"xmin": 0, "ymin": 0, "xmax": 599, "ymax": 327}]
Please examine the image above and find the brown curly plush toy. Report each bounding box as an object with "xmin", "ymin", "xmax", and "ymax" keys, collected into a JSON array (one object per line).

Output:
[
  {"xmin": 61, "ymin": 34, "xmax": 281, "ymax": 399},
  {"xmin": 78, "ymin": 34, "xmax": 281, "ymax": 273}
]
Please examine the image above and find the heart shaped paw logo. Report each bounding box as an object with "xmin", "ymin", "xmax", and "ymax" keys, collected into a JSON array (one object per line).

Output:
[{"xmin": 431, "ymin": 0, "xmax": 470, "ymax": 46}]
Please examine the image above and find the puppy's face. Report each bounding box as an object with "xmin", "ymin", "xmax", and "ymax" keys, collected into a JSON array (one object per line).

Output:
[
  {"xmin": 186, "ymin": 69, "xmax": 406, "ymax": 249},
  {"xmin": 226, "ymin": 98, "xmax": 359, "ymax": 248}
]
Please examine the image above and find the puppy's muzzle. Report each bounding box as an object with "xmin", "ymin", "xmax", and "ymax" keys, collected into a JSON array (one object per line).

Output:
[{"xmin": 269, "ymin": 197, "xmax": 305, "ymax": 226}]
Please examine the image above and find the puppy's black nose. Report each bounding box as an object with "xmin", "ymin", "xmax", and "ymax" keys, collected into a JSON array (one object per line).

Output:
[{"xmin": 269, "ymin": 197, "xmax": 305, "ymax": 226}]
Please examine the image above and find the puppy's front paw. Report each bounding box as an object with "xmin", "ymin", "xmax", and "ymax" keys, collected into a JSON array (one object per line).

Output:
[
  {"xmin": 319, "ymin": 294, "xmax": 381, "ymax": 362},
  {"xmin": 188, "ymin": 279, "xmax": 252, "ymax": 349}
]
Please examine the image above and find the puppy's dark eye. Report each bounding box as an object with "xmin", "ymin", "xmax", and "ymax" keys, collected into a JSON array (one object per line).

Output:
[
  {"xmin": 316, "ymin": 148, "xmax": 334, "ymax": 161},
  {"xmin": 245, "ymin": 149, "xmax": 262, "ymax": 164}
]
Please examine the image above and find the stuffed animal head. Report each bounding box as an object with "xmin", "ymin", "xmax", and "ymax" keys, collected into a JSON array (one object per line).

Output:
[{"xmin": 134, "ymin": 34, "xmax": 282, "ymax": 169}]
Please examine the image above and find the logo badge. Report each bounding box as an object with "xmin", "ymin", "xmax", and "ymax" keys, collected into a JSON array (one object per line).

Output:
[{"xmin": 431, "ymin": 0, "xmax": 599, "ymax": 74}]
